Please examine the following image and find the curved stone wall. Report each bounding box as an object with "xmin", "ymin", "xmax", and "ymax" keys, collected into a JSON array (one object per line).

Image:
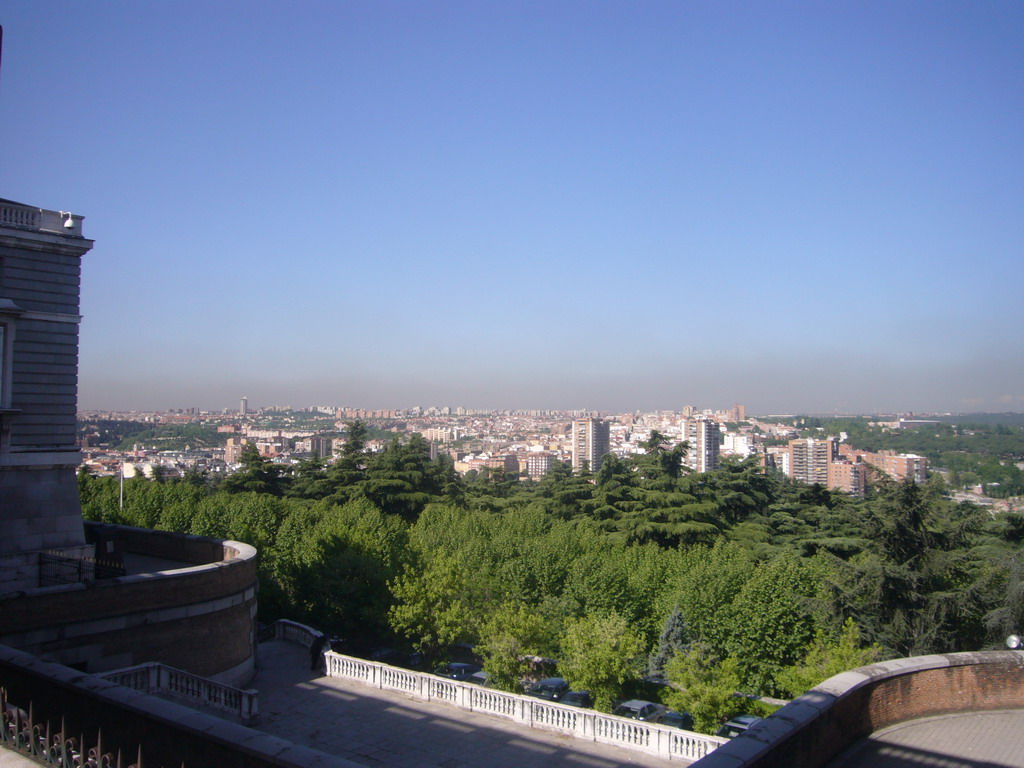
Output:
[
  {"xmin": 0, "ymin": 523, "xmax": 258, "ymax": 687},
  {"xmin": 694, "ymin": 650, "xmax": 1024, "ymax": 768}
]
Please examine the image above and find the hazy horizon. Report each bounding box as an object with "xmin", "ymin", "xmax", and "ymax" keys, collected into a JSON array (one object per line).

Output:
[{"xmin": 4, "ymin": 2, "xmax": 1022, "ymax": 415}]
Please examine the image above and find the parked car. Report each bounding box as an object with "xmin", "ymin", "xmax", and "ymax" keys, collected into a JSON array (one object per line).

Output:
[
  {"xmin": 660, "ymin": 710, "xmax": 695, "ymax": 730},
  {"xmin": 432, "ymin": 662, "xmax": 481, "ymax": 681},
  {"xmin": 369, "ymin": 647, "xmax": 400, "ymax": 664},
  {"xmin": 561, "ymin": 690, "xmax": 593, "ymax": 709},
  {"xmin": 368, "ymin": 647, "xmax": 423, "ymax": 668},
  {"xmin": 715, "ymin": 715, "xmax": 763, "ymax": 739},
  {"xmin": 612, "ymin": 700, "xmax": 666, "ymax": 722},
  {"xmin": 525, "ymin": 677, "xmax": 570, "ymax": 701},
  {"xmin": 468, "ymin": 670, "xmax": 493, "ymax": 687}
]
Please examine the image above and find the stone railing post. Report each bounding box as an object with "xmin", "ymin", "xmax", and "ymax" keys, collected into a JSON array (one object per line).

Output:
[
  {"xmin": 149, "ymin": 663, "xmax": 161, "ymax": 693},
  {"xmin": 240, "ymin": 689, "xmax": 259, "ymax": 724}
]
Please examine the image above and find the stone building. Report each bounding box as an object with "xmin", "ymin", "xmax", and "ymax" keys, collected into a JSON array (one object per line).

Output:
[{"xmin": 0, "ymin": 200, "xmax": 94, "ymax": 591}]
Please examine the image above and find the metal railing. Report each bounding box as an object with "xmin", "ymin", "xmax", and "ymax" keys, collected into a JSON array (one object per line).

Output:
[
  {"xmin": 38, "ymin": 552, "xmax": 126, "ymax": 587},
  {"xmin": 100, "ymin": 663, "xmax": 259, "ymax": 725},
  {"xmin": 1, "ymin": 686, "xmax": 143, "ymax": 767}
]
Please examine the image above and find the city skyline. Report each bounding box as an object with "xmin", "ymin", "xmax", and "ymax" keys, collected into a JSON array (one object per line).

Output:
[{"xmin": 3, "ymin": 2, "xmax": 1023, "ymax": 414}]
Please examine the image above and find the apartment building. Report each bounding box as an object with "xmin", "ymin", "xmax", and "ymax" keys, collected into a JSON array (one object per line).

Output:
[
  {"xmin": 685, "ymin": 417, "xmax": 721, "ymax": 473},
  {"xmin": 789, "ymin": 437, "xmax": 838, "ymax": 485},
  {"xmin": 828, "ymin": 460, "xmax": 869, "ymax": 497},
  {"xmin": 837, "ymin": 445, "xmax": 928, "ymax": 483}
]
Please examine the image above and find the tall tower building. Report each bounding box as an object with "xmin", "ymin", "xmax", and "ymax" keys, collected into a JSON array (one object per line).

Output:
[
  {"xmin": 240, "ymin": 395, "xmax": 248, "ymax": 416},
  {"xmin": 572, "ymin": 418, "xmax": 610, "ymax": 473},
  {"xmin": 685, "ymin": 417, "xmax": 720, "ymax": 473}
]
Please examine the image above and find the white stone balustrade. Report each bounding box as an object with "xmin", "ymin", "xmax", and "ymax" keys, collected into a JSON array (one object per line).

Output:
[
  {"xmin": 101, "ymin": 662, "xmax": 260, "ymax": 725},
  {"xmin": 272, "ymin": 618, "xmax": 323, "ymax": 648},
  {"xmin": 323, "ymin": 651, "xmax": 725, "ymax": 762}
]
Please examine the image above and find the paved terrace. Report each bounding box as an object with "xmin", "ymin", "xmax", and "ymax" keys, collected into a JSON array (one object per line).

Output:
[
  {"xmin": 826, "ymin": 709, "xmax": 1024, "ymax": 768},
  {"xmin": 253, "ymin": 641, "xmax": 680, "ymax": 768}
]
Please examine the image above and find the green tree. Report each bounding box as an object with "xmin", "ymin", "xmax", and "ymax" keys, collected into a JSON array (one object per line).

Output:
[
  {"xmin": 326, "ymin": 419, "xmax": 368, "ymax": 497},
  {"xmin": 222, "ymin": 443, "xmax": 287, "ymax": 496},
  {"xmin": 648, "ymin": 605, "xmax": 691, "ymax": 679},
  {"xmin": 287, "ymin": 455, "xmax": 331, "ymax": 498},
  {"xmin": 776, "ymin": 618, "xmax": 883, "ymax": 697},
  {"xmin": 477, "ymin": 602, "xmax": 555, "ymax": 692},
  {"xmin": 389, "ymin": 552, "xmax": 481, "ymax": 658},
  {"xmin": 283, "ymin": 499, "xmax": 409, "ymax": 638},
  {"xmin": 357, "ymin": 435, "xmax": 442, "ymax": 520},
  {"xmin": 665, "ymin": 644, "xmax": 748, "ymax": 734},
  {"xmin": 558, "ymin": 612, "xmax": 645, "ymax": 712},
  {"xmin": 724, "ymin": 554, "xmax": 820, "ymax": 695}
]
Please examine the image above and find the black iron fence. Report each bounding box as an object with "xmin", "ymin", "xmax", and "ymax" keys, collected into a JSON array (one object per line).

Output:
[{"xmin": 38, "ymin": 552, "xmax": 125, "ymax": 587}]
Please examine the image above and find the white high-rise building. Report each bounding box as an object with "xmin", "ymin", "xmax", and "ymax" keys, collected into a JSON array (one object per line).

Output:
[
  {"xmin": 572, "ymin": 418, "xmax": 610, "ymax": 473},
  {"xmin": 684, "ymin": 417, "xmax": 720, "ymax": 473}
]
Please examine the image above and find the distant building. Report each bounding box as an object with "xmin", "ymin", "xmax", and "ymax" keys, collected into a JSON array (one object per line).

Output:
[
  {"xmin": 239, "ymin": 396, "xmax": 248, "ymax": 416},
  {"xmin": 685, "ymin": 417, "xmax": 721, "ymax": 473},
  {"xmin": 572, "ymin": 418, "xmax": 610, "ymax": 472},
  {"xmin": 789, "ymin": 437, "xmax": 837, "ymax": 485},
  {"xmin": 722, "ymin": 432, "xmax": 755, "ymax": 458},
  {"xmin": 223, "ymin": 436, "xmax": 249, "ymax": 464},
  {"xmin": 867, "ymin": 451, "xmax": 927, "ymax": 483},
  {"xmin": 838, "ymin": 445, "xmax": 928, "ymax": 483},
  {"xmin": 828, "ymin": 459, "xmax": 869, "ymax": 497},
  {"xmin": 308, "ymin": 435, "xmax": 334, "ymax": 458},
  {"xmin": 424, "ymin": 427, "xmax": 461, "ymax": 443},
  {"xmin": 526, "ymin": 452, "xmax": 555, "ymax": 480}
]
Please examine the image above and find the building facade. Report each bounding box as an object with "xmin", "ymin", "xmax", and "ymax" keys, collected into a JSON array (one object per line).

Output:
[
  {"xmin": 0, "ymin": 200, "xmax": 94, "ymax": 590},
  {"xmin": 685, "ymin": 417, "xmax": 721, "ymax": 473},
  {"xmin": 827, "ymin": 459, "xmax": 868, "ymax": 497},
  {"xmin": 789, "ymin": 437, "xmax": 837, "ymax": 486}
]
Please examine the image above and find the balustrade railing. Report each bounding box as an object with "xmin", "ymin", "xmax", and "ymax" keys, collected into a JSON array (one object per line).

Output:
[
  {"xmin": 263, "ymin": 618, "xmax": 323, "ymax": 649},
  {"xmin": 321, "ymin": 650, "xmax": 725, "ymax": 762},
  {"xmin": 0, "ymin": 203, "xmax": 40, "ymax": 229},
  {"xmin": 259, "ymin": 618, "xmax": 725, "ymax": 762},
  {"xmin": 100, "ymin": 662, "xmax": 259, "ymax": 725}
]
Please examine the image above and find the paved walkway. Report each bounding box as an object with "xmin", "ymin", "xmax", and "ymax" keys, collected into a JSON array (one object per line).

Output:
[
  {"xmin": 0, "ymin": 749, "xmax": 37, "ymax": 767},
  {"xmin": 828, "ymin": 709, "xmax": 1024, "ymax": 768},
  {"xmin": 252, "ymin": 641, "xmax": 680, "ymax": 768}
]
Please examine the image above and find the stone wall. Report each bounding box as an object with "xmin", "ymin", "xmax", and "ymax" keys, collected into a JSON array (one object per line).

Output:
[{"xmin": 693, "ymin": 650, "xmax": 1024, "ymax": 768}]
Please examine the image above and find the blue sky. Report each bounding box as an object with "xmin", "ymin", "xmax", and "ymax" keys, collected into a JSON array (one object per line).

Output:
[{"xmin": 3, "ymin": 1, "xmax": 1022, "ymax": 414}]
